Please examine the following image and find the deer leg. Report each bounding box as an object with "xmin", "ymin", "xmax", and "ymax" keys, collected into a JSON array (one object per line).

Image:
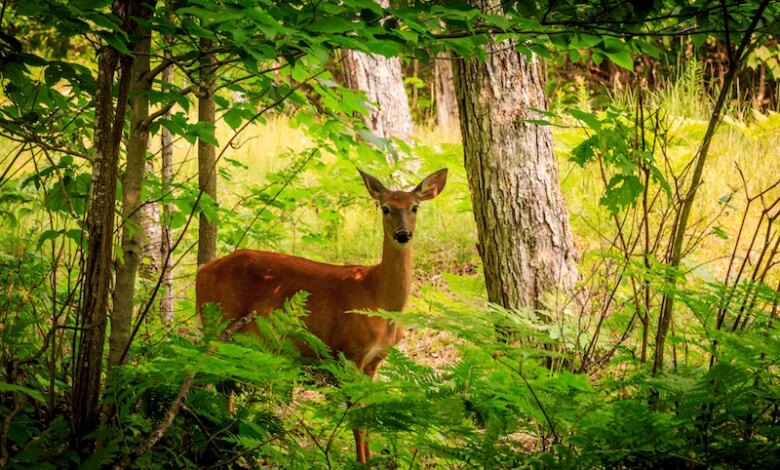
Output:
[
  {"xmin": 354, "ymin": 358, "xmax": 386, "ymax": 463},
  {"xmin": 353, "ymin": 428, "xmax": 369, "ymax": 463},
  {"xmin": 227, "ymin": 389, "xmax": 234, "ymax": 416},
  {"xmin": 347, "ymin": 396, "xmax": 369, "ymax": 464},
  {"xmin": 348, "ymin": 356, "xmax": 383, "ymax": 464}
]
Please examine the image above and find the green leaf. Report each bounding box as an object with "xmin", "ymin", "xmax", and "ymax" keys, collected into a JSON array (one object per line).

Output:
[
  {"xmin": 170, "ymin": 211, "xmax": 187, "ymax": 229},
  {"xmin": 223, "ymin": 108, "xmax": 243, "ymax": 130},
  {"xmin": 569, "ymin": 109, "xmax": 602, "ymax": 131},
  {"xmin": 21, "ymin": 53, "xmax": 47, "ymax": 67},
  {"xmin": 604, "ymin": 49, "xmax": 633, "ymax": 70},
  {"xmin": 691, "ymin": 33, "xmax": 708, "ymax": 49},
  {"xmin": 600, "ymin": 174, "xmax": 644, "ymax": 213},
  {"xmin": 306, "ymin": 17, "xmax": 358, "ymax": 33},
  {"xmin": 519, "ymin": 118, "xmax": 552, "ymax": 126},
  {"xmin": 194, "ymin": 123, "xmax": 219, "ymax": 147},
  {"xmin": 198, "ymin": 193, "xmax": 219, "ymax": 223},
  {"xmin": 0, "ymin": 382, "xmax": 46, "ymax": 402},
  {"xmin": 96, "ymin": 30, "xmax": 132, "ymax": 55},
  {"xmin": 528, "ymin": 44, "xmax": 552, "ymax": 59},
  {"xmin": 570, "ymin": 135, "xmax": 599, "ymax": 166},
  {"xmin": 37, "ymin": 229, "xmax": 62, "ymax": 250},
  {"xmin": 650, "ymin": 165, "xmax": 671, "ymax": 196}
]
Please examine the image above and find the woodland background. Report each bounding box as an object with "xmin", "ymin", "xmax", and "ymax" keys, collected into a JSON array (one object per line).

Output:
[{"xmin": 1, "ymin": 0, "xmax": 780, "ymax": 468}]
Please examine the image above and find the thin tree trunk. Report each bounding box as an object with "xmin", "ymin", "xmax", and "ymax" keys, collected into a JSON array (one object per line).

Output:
[
  {"xmin": 160, "ymin": 45, "xmax": 175, "ymax": 323},
  {"xmin": 198, "ymin": 37, "xmax": 217, "ymax": 266},
  {"xmin": 755, "ymin": 64, "xmax": 766, "ymax": 108},
  {"xmin": 410, "ymin": 59, "xmax": 420, "ymax": 111},
  {"xmin": 434, "ymin": 54, "xmax": 459, "ymax": 130},
  {"xmin": 141, "ymin": 159, "xmax": 162, "ymax": 277},
  {"xmin": 454, "ymin": 8, "xmax": 578, "ymax": 310},
  {"xmin": 72, "ymin": 0, "xmax": 136, "ymax": 441},
  {"xmin": 110, "ymin": 0, "xmax": 154, "ymax": 368}
]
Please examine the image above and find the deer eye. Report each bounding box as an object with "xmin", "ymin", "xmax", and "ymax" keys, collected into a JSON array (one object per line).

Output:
[
  {"xmin": 411, "ymin": 206, "xmax": 418, "ymax": 213},
  {"xmin": 381, "ymin": 206, "xmax": 390, "ymax": 215}
]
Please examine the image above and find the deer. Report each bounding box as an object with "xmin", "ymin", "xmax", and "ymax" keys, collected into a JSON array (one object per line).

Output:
[{"xmin": 195, "ymin": 168, "xmax": 448, "ymax": 464}]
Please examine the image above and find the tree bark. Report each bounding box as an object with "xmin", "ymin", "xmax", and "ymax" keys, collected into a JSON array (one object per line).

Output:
[
  {"xmin": 72, "ymin": 0, "xmax": 137, "ymax": 441},
  {"xmin": 159, "ymin": 55, "xmax": 175, "ymax": 323},
  {"xmin": 197, "ymin": 37, "xmax": 217, "ymax": 266},
  {"xmin": 343, "ymin": 49, "xmax": 413, "ymax": 142},
  {"xmin": 141, "ymin": 159, "xmax": 162, "ymax": 277},
  {"xmin": 434, "ymin": 54, "xmax": 459, "ymax": 130},
  {"xmin": 110, "ymin": 0, "xmax": 154, "ymax": 368},
  {"xmin": 342, "ymin": 0, "xmax": 413, "ymax": 145},
  {"xmin": 454, "ymin": 23, "xmax": 578, "ymax": 310}
]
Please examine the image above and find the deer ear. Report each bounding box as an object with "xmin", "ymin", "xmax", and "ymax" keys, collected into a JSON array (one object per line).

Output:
[
  {"xmin": 413, "ymin": 169, "xmax": 448, "ymax": 201},
  {"xmin": 358, "ymin": 168, "xmax": 388, "ymax": 200}
]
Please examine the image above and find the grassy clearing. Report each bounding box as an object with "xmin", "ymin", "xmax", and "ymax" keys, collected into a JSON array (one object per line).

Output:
[
  {"xmin": 209, "ymin": 104, "xmax": 780, "ymax": 284},
  {"xmin": 1, "ymin": 81, "xmax": 776, "ymax": 325},
  {"xmin": 159, "ymin": 88, "xmax": 777, "ymax": 378}
]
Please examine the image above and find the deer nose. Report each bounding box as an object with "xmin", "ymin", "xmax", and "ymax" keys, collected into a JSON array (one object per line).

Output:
[{"xmin": 393, "ymin": 229, "xmax": 412, "ymax": 244}]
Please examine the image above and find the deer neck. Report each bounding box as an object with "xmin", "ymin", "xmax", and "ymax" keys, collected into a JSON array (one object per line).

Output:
[{"xmin": 375, "ymin": 236, "xmax": 413, "ymax": 312}]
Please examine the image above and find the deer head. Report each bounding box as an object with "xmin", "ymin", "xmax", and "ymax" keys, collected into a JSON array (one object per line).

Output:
[{"xmin": 358, "ymin": 168, "xmax": 448, "ymax": 246}]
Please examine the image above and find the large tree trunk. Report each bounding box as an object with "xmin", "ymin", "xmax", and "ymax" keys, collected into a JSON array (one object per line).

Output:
[
  {"xmin": 72, "ymin": 0, "xmax": 136, "ymax": 441},
  {"xmin": 110, "ymin": 0, "xmax": 154, "ymax": 367},
  {"xmin": 454, "ymin": 32, "xmax": 578, "ymax": 310},
  {"xmin": 434, "ymin": 54, "xmax": 459, "ymax": 130},
  {"xmin": 342, "ymin": 0, "xmax": 413, "ymax": 145},
  {"xmin": 197, "ymin": 38, "xmax": 217, "ymax": 266}
]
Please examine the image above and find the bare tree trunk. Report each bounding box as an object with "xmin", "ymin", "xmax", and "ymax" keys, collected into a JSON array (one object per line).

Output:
[
  {"xmin": 343, "ymin": 50, "xmax": 414, "ymax": 142},
  {"xmin": 454, "ymin": 19, "xmax": 578, "ymax": 310},
  {"xmin": 72, "ymin": 0, "xmax": 136, "ymax": 441},
  {"xmin": 110, "ymin": 0, "xmax": 154, "ymax": 368},
  {"xmin": 342, "ymin": 0, "xmax": 413, "ymax": 144},
  {"xmin": 160, "ymin": 51, "xmax": 175, "ymax": 323},
  {"xmin": 434, "ymin": 54, "xmax": 459, "ymax": 130},
  {"xmin": 755, "ymin": 64, "xmax": 766, "ymax": 108},
  {"xmin": 141, "ymin": 159, "xmax": 162, "ymax": 277},
  {"xmin": 198, "ymin": 37, "xmax": 217, "ymax": 266}
]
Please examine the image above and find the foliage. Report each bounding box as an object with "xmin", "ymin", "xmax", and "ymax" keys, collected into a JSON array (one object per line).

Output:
[
  {"xmin": 1, "ymin": 0, "xmax": 780, "ymax": 468},
  {"xmin": 3, "ymin": 255, "xmax": 779, "ymax": 467}
]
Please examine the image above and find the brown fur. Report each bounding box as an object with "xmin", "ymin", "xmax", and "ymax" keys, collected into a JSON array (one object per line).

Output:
[{"xmin": 195, "ymin": 168, "xmax": 447, "ymax": 463}]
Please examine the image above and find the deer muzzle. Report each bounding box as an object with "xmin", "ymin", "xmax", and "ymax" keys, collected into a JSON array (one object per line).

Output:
[{"xmin": 393, "ymin": 229, "xmax": 413, "ymax": 244}]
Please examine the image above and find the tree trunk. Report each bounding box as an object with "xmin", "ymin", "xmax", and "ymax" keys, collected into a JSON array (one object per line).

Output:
[
  {"xmin": 159, "ymin": 11, "xmax": 175, "ymax": 324},
  {"xmin": 454, "ymin": 29, "xmax": 578, "ymax": 310},
  {"xmin": 110, "ymin": 1, "xmax": 154, "ymax": 368},
  {"xmin": 343, "ymin": 50, "xmax": 413, "ymax": 142},
  {"xmin": 342, "ymin": 0, "xmax": 413, "ymax": 145},
  {"xmin": 434, "ymin": 54, "xmax": 459, "ymax": 130},
  {"xmin": 141, "ymin": 159, "xmax": 162, "ymax": 277},
  {"xmin": 72, "ymin": 0, "xmax": 136, "ymax": 441},
  {"xmin": 198, "ymin": 38, "xmax": 217, "ymax": 266}
]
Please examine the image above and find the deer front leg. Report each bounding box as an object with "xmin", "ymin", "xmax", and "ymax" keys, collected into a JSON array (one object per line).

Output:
[
  {"xmin": 351, "ymin": 357, "xmax": 384, "ymax": 463},
  {"xmin": 353, "ymin": 428, "xmax": 369, "ymax": 463}
]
